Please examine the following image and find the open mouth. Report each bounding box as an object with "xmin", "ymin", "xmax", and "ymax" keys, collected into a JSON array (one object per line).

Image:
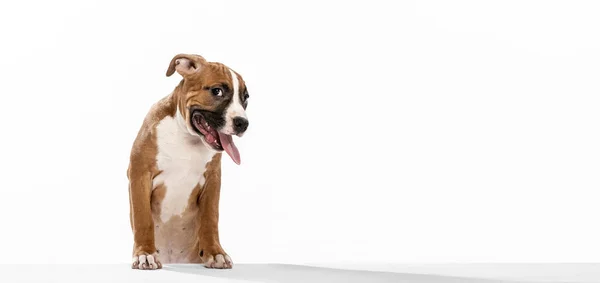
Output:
[
  {"xmin": 191, "ymin": 110, "xmax": 241, "ymax": 165},
  {"xmin": 191, "ymin": 111, "xmax": 223, "ymax": 150}
]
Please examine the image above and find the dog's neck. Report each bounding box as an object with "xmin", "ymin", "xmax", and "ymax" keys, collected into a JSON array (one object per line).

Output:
[
  {"xmin": 166, "ymin": 85, "xmax": 207, "ymax": 146},
  {"xmin": 171, "ymin": 80, "xmax": 188, "ymax": 116}
]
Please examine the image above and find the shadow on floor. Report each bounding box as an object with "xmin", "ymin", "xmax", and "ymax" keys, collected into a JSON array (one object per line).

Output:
[{"xmin": 163, "ymin": 263, "xmax": 528, "ymax": 283}]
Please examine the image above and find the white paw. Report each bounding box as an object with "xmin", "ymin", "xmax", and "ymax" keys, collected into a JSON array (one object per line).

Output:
[
  {"xmin": 132, "ymin": 253, "xmax": 162, "ymax": 270},
  {"xmin": 204, "ymin": 254, "xmax": 233, "ymax": 269}
]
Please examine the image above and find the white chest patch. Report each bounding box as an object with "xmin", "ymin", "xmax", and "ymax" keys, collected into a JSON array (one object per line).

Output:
[{"xmin": 153, "ymin": 111, "xmax": 216, "ymax": 222}]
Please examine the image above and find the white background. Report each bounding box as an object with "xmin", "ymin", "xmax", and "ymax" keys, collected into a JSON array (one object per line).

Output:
[{"xmin": 0, "ymin": 0, "xmax": 599, "ymax": 265}]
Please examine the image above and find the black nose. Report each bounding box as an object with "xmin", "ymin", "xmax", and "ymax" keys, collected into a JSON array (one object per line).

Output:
[{"xmin": 233, "ymin": 117, "xmax": 249, "ymax": 133}]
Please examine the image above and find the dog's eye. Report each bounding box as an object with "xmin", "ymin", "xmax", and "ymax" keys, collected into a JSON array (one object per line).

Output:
[
  {"xmin": 211, "ymin": 88, "xmax": 223, "ymax": 97},
  {"xmin": 243, "ymin": 91, "xmax": 249, "ymax": 100}
]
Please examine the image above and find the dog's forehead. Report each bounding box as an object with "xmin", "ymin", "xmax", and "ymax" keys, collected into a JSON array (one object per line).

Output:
[{"xmin": 204, "ymin": 62, "xmax": 245, "ymax": 89}]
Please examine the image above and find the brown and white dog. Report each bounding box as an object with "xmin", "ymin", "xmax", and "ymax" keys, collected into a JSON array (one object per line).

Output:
[{"xmin": 127, "ymin": 53, "xmax": 249, "ymax": 270}]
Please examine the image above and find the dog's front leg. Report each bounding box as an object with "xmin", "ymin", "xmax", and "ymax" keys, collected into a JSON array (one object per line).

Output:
[
  {"xmin": 197, "ymin": 159, "xmax": 233, "ymax": 269},
  {"xmin": 129, "ymin": 171, "xmax": 161, "ymax": 270}
]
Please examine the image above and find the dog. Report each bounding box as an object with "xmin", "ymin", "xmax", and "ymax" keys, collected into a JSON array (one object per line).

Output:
[{"xmin": 127, "ymin": 53, "xmax": 249, "ymax": 270}]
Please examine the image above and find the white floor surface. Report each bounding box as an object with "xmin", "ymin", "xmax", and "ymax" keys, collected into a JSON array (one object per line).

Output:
[{"xmin": 1, "ymin": 263, "xmax": 599, "ymax": 283}]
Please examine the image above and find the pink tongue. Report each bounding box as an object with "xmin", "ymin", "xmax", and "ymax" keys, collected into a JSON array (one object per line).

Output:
[{"xmin": 218, "ymin": 132, "xmax": 241, "ymax": 165}]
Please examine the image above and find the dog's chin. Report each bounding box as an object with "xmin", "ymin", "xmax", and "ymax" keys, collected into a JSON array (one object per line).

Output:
[
  {"xmin": 199, "ymin": 137, "xmax": 224, "ymax": 152},
  {"xmin": 191, "ymin": 111, "xmax": 224, "ymax": 151}
]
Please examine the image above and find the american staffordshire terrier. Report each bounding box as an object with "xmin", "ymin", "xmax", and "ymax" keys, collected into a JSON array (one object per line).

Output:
[{"xmin": 127, "ymin": 53, "xmax": 249, "ymax": 270}]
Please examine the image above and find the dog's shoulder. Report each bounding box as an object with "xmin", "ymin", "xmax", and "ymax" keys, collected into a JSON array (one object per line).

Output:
[
  {"xmin": 128, "ymin": 94, "xmax": 177, "ymax": 178},
  {"xmin": 146, "ymin": 95, "xmax": 178, "ymax": 132}
]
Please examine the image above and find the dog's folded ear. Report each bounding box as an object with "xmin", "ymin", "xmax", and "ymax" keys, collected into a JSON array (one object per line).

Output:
[{"xmin": 166, "ymin": 54, "xmax": 207, "ymax": 77}]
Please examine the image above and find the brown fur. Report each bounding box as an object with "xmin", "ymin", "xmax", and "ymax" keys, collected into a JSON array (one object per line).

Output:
[
  {"xmin": 128, "ymin": 53, "xmax": 244, "ymax": 270},
  {"xmin": 128, "ymin": 96, "xmax": 174, "ymax": 261}
]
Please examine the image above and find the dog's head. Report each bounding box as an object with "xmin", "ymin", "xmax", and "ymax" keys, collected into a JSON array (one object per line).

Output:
[{"xmin": 166, "ymin": 53, "xmax": 249, "ymax": 165}]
